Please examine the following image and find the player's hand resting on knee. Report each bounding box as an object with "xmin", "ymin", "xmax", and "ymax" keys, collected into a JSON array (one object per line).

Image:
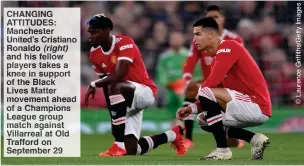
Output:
[
  {"xmin": 84, "ymin": 84, "xmax": 96, "ymax": 106},
  {"xmin": 176, "ymin": 106, "xmax": 192, "ymax": 120},
  {"xmin": 196, "ymin": 112, "xmax": 208, "ymax": 126}
]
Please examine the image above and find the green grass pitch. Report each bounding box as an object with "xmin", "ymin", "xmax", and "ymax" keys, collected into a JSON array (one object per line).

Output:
[{"xmin": 2, "ymin": 132, "xmax": 304, "ymax": 165}]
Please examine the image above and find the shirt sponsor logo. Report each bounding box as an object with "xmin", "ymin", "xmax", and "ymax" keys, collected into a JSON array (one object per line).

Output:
[
  {"xmin": 216, "ymin": 48, "xmax": 231, "ymax": 54},
  {"xmin": 119, "ymin": 44, "xmax": 133, "ymax": 51}
]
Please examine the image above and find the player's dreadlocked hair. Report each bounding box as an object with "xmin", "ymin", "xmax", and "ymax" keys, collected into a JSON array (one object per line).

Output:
[
  {"xmin": 205, "ymin": 5, "xmax": 224, "ymax": 16},
  {"xmin": 193, "ymin": 17, "xmax": 219, "ymax": 33},
  {"xmin": 87, "ymin": 14, "xmax": 113, "ymax": 30}
]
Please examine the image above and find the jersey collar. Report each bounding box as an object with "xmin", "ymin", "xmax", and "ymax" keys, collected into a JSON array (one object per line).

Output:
[
  {"xmin": 220, "ymin": 29, "xmax": 227, "ymax": 40},
  {"xmin": 101, "ymin": 35, "xmax": 116, "ymax": 55}
]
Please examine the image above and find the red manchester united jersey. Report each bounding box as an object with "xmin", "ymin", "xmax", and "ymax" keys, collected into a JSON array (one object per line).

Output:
[
  {"xmin": 183, "ymin": 29, "xmax": 244, "ymax": 82},
  {"xmin": 89, "ymin": 35, "xmax": 158, "ymax": 96},
  {"xmin": 202, "ymin": 40, "xmax": 272, "ymax": 117}
]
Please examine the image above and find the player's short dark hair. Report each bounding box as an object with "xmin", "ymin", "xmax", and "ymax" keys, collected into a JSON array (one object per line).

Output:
[
  {"xmin": 193, "ymin": 17, "xmax": 219, "ymax": 33},
  {"xmin": 87, "ymin": 14, "xmax": 113, "ymax": 30},
  {"xmin": 205, "ymin": 5, "xmax": 224, "ymax": 16}
]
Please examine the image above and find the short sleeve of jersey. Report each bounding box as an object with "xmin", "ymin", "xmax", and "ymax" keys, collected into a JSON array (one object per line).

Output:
[{"xmin": 116, "ymin": 36, "xmax": 137, "ymax": 63}]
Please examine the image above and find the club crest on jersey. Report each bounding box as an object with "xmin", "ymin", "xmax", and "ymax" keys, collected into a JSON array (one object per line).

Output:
[
  {"xmin": 216, "ymin": 48, "xmax": 231, "ymax": 55},
  {"xmin": 111, "ymin": 56, "xmax": 117, "ymax": 64},
  {"xmin": 119, "ymin": 44, "xmax": 133, "ymax": 51}
]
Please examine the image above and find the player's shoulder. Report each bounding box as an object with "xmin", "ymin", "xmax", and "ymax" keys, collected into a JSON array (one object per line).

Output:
[
  {"xmin": 223, "ymin": 29, "xmax": 243, "ymax": 44},
  {"xmin": 115, "ymin": 35, "xmax": 136, "ymax": 51},
  {"xmin": 216, "ymin": 40, "xmax": 241, "ymax": 55},
  {"xmin": 220, "ymin": 40, "xmax": 242, "ymax": 47},
  {"xmin": 115, "ymin": 35, "xmax": 135, "ymax": 45}
]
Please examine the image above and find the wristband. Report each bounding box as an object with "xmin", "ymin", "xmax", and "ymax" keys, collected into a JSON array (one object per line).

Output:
[
  {"xmin": 189, "ymin": 103, "xmax": 198, "ymax": 114},
  {"xmin": 90, "ymin": 79, "xmax": 103, "ymax": 88},
  {"xmin": 90, "ymin": 81, "xmax": 97, "ymax": 88}
]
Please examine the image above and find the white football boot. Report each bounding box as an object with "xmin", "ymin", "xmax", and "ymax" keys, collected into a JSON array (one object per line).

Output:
[
  {"xmin": 200, "ymin": 148, "xmax": 232, "ymax": 160},
  {"xmin": 250, "ymin": 133, "xmax": 270, "ymax": 160}
]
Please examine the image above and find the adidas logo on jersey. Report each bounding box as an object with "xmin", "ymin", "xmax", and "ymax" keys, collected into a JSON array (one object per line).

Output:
[
  {"xmin": 216, "ymin": 48, "xmax": 231, "ymax": 54},
  {"xmin": 119, "ymin": 44, "xmax": 133, "ymax": 51},
  {"xmin": 115, "ymin": 37, "xmax": 122, "ymax": 43},
  {"xmin": 102, "ymin": 63, "xmax": 107, "ymax": 68}
]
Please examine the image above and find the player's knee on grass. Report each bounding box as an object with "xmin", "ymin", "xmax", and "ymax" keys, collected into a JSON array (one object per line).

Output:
[{"xmin": 124, "ymin": 134, "xmax": 138, "ymax": 155}]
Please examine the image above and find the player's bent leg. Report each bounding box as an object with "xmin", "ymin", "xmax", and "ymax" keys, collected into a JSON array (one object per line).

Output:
[
  {"xmin": 196, "ymin": 112, "xmax": 244, "ymax": 148},
  {"xmin": 124, "ymin": 134, "xmax": 139, "ymax": 155},
  {"xmin": 124, "ymin": 106, "xmax": 187, "ymax": 156},
  {"xmin": 126, "ymin": 81, "xmax": 155, "ymax": 111},
  {"xmin": 121, "ymin": 81, "xmax": 187, "ymax": 156},
  {"xmin": 99, "ymin": 82, "xmax": 138, "ymax": 157},
  {"xmin": 197, "ymin": 87, "xmax": 232, "ymax": 160},
  {"xmin": 99, "ymin": 85, "xmax": 127, "ymax": 157},
  {"xmin": 200, "ymin": 87, "xmax": 246, "ymax": 148},
  {"xmin": 133, "ymin": 126, "xmax": 186, "ymax": 155},
  {"xmin": 123, "ymin": 126, "xmax": 186, "ymax": 156},
  {"xmin": 122, "ymin": 80, "xmax": 156, "ymax": 147},
  {"xmin": 220, "ymin": 88, "xmax": 269, "ymax": 128},
  {"xmin": 100, "ymin": 92, "xmax": 127, "ymax": 156},
  {"xmin": 220, "ymin": 88, "xmax": 270, "ymax": 160}
]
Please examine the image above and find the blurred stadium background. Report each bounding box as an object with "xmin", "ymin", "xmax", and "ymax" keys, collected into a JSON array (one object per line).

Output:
[{"xmin": 1, "ymin": 1, "xmax": 304, "ymax": 134}]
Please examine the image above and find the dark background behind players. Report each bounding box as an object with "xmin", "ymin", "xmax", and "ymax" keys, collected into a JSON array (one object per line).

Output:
[{"xmin": 1, "ymin": 1, "xmax": 303, "ymax": 108}]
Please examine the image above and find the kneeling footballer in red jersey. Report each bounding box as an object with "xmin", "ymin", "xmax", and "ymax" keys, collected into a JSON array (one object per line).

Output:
[
  {"xmin": 177, "ymin": 17, "xmax": 271, "ymax": 160},
  {"xmin": 85, "ymin": 14, "xmax": 186, "ymax": 156},
  {"xmin": 182, "ymin": 5, "xmax": 244, "ymax": 149}
]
